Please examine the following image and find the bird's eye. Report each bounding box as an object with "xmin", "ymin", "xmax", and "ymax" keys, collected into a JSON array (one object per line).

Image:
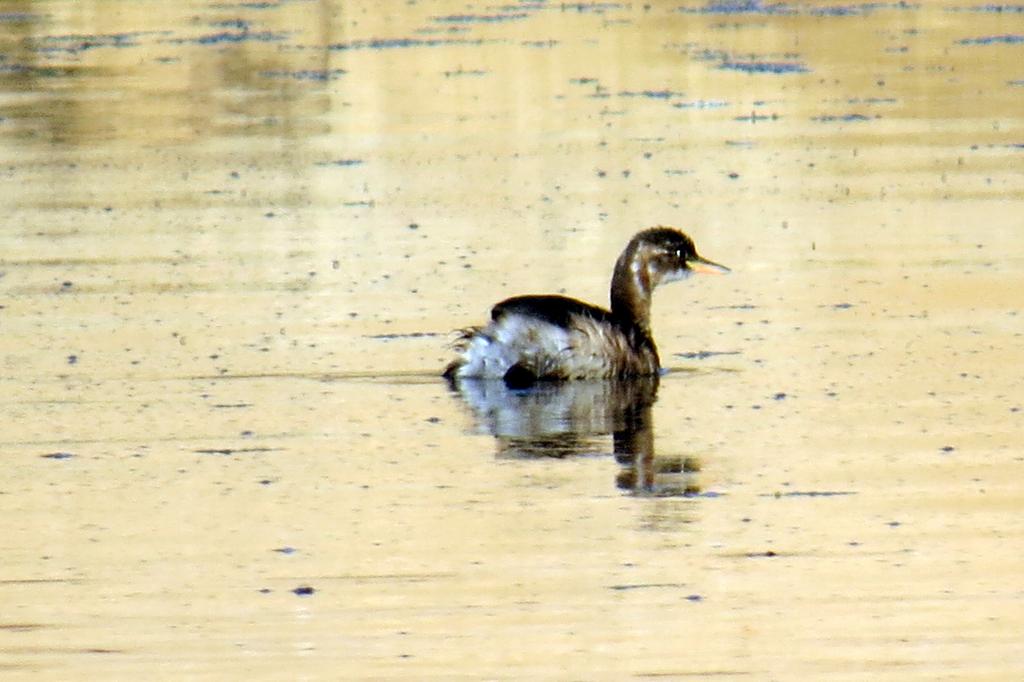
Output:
[{"xmin": 674, "ymin": 249, "xmax": 682, "ymax": 258}]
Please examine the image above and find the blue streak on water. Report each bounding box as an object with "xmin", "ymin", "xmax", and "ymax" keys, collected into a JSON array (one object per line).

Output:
[
  {"xmin": 720, "ymin": 60, "xmax": 809, "ymax": 74},
  {"xmin": 618, "ymin": 89, "xmax": 684, "ymax": 100},
  {"xmin": 328, "ymin": 37, "xmax": 486, "ymax": 51},
  {"xmin": 29, "ymin": 32, "xmax": 149, "ymax": 54},
  {"xmin": 734, "ymin": 111, "xmax": 778, "ymax": 122},
  {"xmin": 673, "ymin": 99, "xmax": 730, "ymax": 109},
  {"xmin": 0, "ymin": 12, "xmax": 38, "ymax": 22},
  {"xmin": 685, "ymin": 45, "xmax": 810, "ymax": 75},
  {"xmin": 846, "ymin": 96, "xmax": 897, "ymax": 104},
  {"xmin": 211, "ymin": 19, "xmax": 251, "ymax": 30},
  {"xmin": 560, "ymin": 2, "xmax": 628, "ymax": 12},
  {"xmin": 949, "ymin": 4, "xmax": 1024, "ymax": 12},
  {"xmin": 0, "ymin": 62, "xmax": 67, "ymax": 77},
  {"xmin": 762, "ymin": 490, "xmax": 858, "ymax": 497},
  {"xmin": 957, "ymin": 34, "xmax": 1024, "ymax": 45},
  {"xmin": 210, "ymin": 0, "xmax": 300, "ymax": 7},
  {"xmin": 261, "ymin": 68, "xmax": 346, "ymax": 81},
  {"xmin": 190, "ymin": 29, "xmax": 288, "ymax": 45},
  {"xmin": 679, "ymin": 1, "xmax": 796, "ymax": 14},
  {"xmin": 808, "ymin": 2, "xmax": 918, "ymax": 16},
  {"xmin": 316, "ymin": 159, "xmax": 364, "ymax": 167},
  {"xmin": 431, "ymin": 13, "xmax": 530, "ymax": 23},
  {"xmin": 812, "ymin": 113, "xmax": 875, "ymax": 122},
  {"xmin": 680, "ymin": 0, "xmax": 918, "ymax": 15}
]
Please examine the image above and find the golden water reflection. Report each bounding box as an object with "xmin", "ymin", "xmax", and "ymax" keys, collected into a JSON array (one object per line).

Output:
[{"xmin": 2, "ymin": 1, "xmax": 1023, "ymax": 679}]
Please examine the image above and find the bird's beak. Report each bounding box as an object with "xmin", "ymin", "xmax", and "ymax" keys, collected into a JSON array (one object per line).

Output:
[{"xmin": 688, "ymin": 254, "xmax": 730, "ymax": 275}]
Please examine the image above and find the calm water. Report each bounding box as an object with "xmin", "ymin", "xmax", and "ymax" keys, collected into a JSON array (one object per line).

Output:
[{"xmin": 2, "ymin": 1, "xmax": 1023, "ymax": 679}]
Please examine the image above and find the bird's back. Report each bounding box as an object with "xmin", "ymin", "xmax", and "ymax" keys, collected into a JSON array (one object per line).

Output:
[{"xmin": 447, "ymin": 295, "xmax": 658, "ymax": 383}]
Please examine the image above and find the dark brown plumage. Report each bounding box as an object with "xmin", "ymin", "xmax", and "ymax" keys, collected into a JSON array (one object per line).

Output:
[{"xmin": 445, "ymin": 227, "xmax": 728, "ymax": 385}]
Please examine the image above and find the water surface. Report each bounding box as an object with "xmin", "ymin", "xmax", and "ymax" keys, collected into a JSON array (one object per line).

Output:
[{"xmin": 2, "ymin": 1, "xmax": 1023, "ymax": 679}]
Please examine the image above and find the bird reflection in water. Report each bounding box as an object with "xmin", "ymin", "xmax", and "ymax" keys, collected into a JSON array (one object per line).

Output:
[{"xmin": 446, "ymin": 375, "xmax": 702, "ymax": 496}]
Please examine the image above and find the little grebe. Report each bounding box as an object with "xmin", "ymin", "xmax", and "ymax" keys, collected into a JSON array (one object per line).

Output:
[{"xmin": 444, "ymin": 227, "xmax": 729, "ymax": 386}]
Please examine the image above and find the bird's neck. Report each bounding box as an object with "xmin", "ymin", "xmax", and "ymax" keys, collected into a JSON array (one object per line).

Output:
[{"xmin": 610, "ymin": 243, "xmax": 654, "ymax": 334}]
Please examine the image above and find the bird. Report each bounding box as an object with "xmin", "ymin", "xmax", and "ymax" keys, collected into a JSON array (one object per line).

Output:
[{"xmin": 444, "ymin": 227, "xmax": 729, "ymax": 387}]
